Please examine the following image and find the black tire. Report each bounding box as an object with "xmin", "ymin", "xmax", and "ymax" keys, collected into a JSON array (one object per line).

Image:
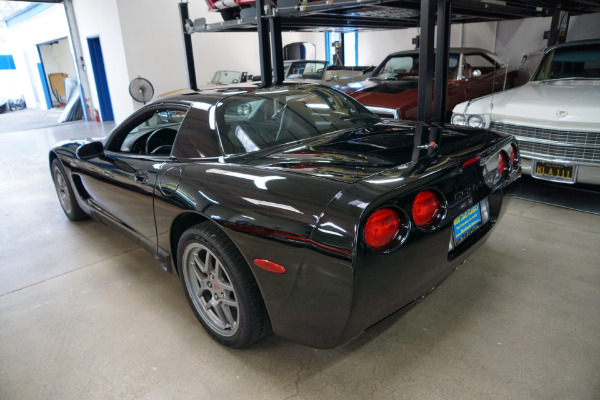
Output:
[
  {"xmin": 51, "ymin": 158, "xmax": 88, "ymax": 221},
  {"xmin": 177, "ymin": 222, "xmax": 270, "ymax": 348}
]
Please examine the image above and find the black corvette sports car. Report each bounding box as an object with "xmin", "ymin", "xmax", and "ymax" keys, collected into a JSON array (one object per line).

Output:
[{"xmin": 50, "ymin": 85, "xmax": 520, "ymax": 348}]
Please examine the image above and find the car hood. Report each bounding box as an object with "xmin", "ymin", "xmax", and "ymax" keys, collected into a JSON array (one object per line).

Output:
[
  {"xmin": 336, "ymin": 79, "xmax": 418, "ymax": 97},
  {"xmin": 458, "ymin": 80, "xmax": 600, "ymax": 128}
]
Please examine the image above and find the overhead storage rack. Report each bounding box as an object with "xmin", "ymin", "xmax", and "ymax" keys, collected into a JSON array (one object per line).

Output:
[{"xmin": 179, "ymin": 0, "xmax": 600, "ymax": 157}]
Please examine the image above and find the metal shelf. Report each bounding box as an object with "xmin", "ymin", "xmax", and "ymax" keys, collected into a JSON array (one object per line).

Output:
[
  {"xmin": 186, "ymin": 0, "xmax": 599, "ymax": 33},
  {"xmin": 179, "ymin": 0, "xmax": 599, "ymax": 158}
]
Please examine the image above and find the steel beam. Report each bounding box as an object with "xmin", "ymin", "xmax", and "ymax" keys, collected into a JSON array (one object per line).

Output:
[
  {"xmin": 63, "ymin": 0, "xmax": 93, "ymax": 121},
  {"xmin": 257, "ymin": 0, "xmax": 273, "ymax": 87},
  {"xmin": 547, "ymin": 8, "xmax": 561, "ymax": 46},
  {"xmin": 179, "ymin": 2, "xmax": 197, "ymax": 90},
  {"xmin": 416, "ymin": 0, "xmax": 435, "ymax": 124},
  {"xmin": 413, "ymin": 0, "xmax": 436, "ymax": 161},
  {"xmin": 270, "ymin": 17, "xmax": 284, "ymax": 85},
  {"xmin": 432, "ymin": 0, "xmax": 450, "ymax": 127}
]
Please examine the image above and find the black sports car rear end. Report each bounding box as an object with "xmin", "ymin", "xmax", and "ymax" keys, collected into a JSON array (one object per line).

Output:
[{"xmin": 49, "ymin": 85, "xmax": 520, "ymax": 348}]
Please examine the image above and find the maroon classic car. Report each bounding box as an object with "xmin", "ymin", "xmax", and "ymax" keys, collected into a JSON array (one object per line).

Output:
[{"xmin": 336, "ymin": 48, "xmax": 521, "ymax": 121}]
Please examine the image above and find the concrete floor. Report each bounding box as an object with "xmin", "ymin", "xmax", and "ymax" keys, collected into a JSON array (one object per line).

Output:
[{"xmin": 1, "ymin": 116, "xmax": 599, "ymax": 400}]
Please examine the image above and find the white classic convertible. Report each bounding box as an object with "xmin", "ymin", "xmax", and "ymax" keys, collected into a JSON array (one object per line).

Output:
[{"xmin": 451, "ymin": 39, "xmax": 600, "ymax": 185}]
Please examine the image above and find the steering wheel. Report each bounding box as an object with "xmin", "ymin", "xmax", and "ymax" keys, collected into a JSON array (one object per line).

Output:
[
  {"xmin": 150, "ymin": 145, "xmax": 173, "ymax": 155},
  {"xmin": 145, "ymin": 128, "xmax": 176, "ymax": 155}
]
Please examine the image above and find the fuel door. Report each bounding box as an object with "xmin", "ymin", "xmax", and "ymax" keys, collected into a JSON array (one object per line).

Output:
[{"xmin": 158, "ymin": 166, "xmax": 182, "ymax": 197}]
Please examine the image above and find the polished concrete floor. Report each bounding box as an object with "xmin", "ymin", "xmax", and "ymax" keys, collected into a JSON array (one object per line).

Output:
[{"xmin": 1, "ymin": 116, "xmax": 599, "ymax": 400}]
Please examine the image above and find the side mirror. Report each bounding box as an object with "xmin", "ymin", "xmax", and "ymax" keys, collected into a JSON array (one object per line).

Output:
[
  {"xmin": 76, "ymin": 141, "xmax": 104, "ymax": 160},
  {"xmin": 472, "ymin": 69, "xmax": 482, "ymax": 78}
]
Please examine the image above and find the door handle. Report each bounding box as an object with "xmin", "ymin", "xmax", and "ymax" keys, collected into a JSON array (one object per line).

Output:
[{"xmin": 134, "ymin": 170, "xmax": 149, "ymax": 184}]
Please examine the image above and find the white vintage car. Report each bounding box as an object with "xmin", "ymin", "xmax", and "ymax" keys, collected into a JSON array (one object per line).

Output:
[{"xmin": 451, "ymin": 39, "xmax": 600, "ymax": 185}]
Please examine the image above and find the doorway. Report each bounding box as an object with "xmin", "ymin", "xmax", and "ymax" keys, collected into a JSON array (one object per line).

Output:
[
  {"xmin": 37, "ymin": 37, "xmax": 75, "ymax": 109},
  {"xmin": 87, "ymin": 37, "xmax": 114, "ymax": 121}
]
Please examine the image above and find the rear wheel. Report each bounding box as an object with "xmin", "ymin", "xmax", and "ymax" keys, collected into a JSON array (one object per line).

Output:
[
  {"xmin": 51, "ymin": 158, "xmax": 88, "ymax": 221},
  {"xmin": 177, "ymin": 222, "xmax": 270, "ymax": 347}
]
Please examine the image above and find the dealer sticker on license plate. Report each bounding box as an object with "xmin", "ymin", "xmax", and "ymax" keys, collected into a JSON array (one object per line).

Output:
[
  {"xmin": 453, "ymin": 203, "xmax": 482, "ymax": 244},
  {"xmin": 533, "ymin": 161, "xmax": 576, "ymax": 183}
]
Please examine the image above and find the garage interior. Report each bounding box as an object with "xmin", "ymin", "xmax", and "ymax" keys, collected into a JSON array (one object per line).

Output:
[{"xmin": 1, "ymin": 0, "xmax": 600, "ymax": 399}]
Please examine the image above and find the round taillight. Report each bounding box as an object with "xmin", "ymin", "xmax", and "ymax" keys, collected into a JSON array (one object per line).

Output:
[
  {"xmin": 509, "ymin": 144, "xmax": 518, "ymax": 168},
  {"xmin": 364, "ymin": 208, "xmax": 401, "ymax": 250},
  {"xmin": 412, "ymin": 190, "xmax": 442, "ymax": 228},
  {"xmin": 498, "ymin": 151, "xmax": 509, "ymax": 178}
]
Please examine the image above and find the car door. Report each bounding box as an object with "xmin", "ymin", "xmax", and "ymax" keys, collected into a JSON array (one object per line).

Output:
[
  {"xmin": 76, "ymin": 104, "xmax": 189, "ymax": 251},
  {"xmin": 462, "ymin": 52, "xmax": 506, "ymax": 101}
]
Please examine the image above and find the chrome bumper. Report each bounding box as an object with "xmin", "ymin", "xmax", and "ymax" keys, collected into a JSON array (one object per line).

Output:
[{"xmin": 521, "ymin": 157, "xmax": 600, "ymax": 185}]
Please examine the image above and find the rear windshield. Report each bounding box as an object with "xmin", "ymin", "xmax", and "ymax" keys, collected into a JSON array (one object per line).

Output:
[
  {"xmin": 532, "ymin": 43, "xmax": 600, "ymax": 80},
  {"xmin": 215, "ymin": 86, "xmax": 379, "ymax": 155}
]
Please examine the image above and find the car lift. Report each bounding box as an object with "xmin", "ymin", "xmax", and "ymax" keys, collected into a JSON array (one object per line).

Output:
[{"xmin": 178, "ymin": 0, "xmax": 593, "ymax": 160}]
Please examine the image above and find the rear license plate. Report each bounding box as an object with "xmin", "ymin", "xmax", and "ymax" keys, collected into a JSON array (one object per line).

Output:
[
  {"xmin": 453, "ymin": 203, "xmax": 482, "ymax": 245},
  {"xmin": 533, "ymin": 161, "xmax": 575, "ymax": 183}
]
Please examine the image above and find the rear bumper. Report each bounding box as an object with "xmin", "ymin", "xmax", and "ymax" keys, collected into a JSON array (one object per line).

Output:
[
  {"xmin": 334, "ymin": 189, "xmax": 508, "ymax": 348},
  {"xmin": 269, "ymin": 189, "xmax": 509, "ymax": 349},
  {"xmin": 521, "ymin": 156, "xmax": 600, "ymax": 185}
]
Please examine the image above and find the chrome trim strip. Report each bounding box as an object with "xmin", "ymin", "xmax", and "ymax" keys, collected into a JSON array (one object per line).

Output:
[
  {"xmin": 520, "ymin": 151, "xmax": 600, "ymax": 167},
  {"xmin": 513, "ymin": 136, "xmax": 600, "ymax": 149}
]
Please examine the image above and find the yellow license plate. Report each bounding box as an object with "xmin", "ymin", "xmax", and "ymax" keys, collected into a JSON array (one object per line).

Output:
[{"xmin": 533, "ymin": 161, "xmax": 575, "ymax": 183}]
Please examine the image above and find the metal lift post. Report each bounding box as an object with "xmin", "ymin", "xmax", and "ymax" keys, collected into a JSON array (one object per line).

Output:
[
  {"xmin": 257, "ymin": 0, "xmax": 273, "ymax": 87},
  {"xmin": 429, "ymin": 0, "xmax": 452, "ymax": 153},
  {"xmin": 179, "ymin": 2, "xmax": 197, "ymax": 91},
  {"xmin": 269, "ymin": 15, "xmax": 284, "ymax": 85},
  {"xmin": 413, "ymin": 0, "xmax": 436, "ymax": 161}
]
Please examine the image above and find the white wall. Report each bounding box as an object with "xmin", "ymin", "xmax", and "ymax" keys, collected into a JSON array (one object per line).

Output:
[
  {"xmin": 357, "ymin": 25, "xmax": 465, "ymax": 66},
  {"xmin": 72, "ymin": 0, "xmax": 130, "ymax": 122},
  {"xmin": 567, "ymin": 12, "xmax": 600, "ymax": 41},
  {"xmin": 356, "ymin": 12, "xmax": 600, "ymax": 70}
]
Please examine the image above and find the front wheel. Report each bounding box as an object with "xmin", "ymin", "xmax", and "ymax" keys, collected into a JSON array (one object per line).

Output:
[
  {"xmin": 177, "ymin": 222, "xmax": 270, "ymax": 348},
  {"xmin": 51, "ymin": 158, "xmax": 88, "ymax": 221}
]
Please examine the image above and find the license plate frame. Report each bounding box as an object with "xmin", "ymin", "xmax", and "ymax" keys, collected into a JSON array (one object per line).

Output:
[
  {"xmin": 453, "ymin": 203, "xmax": 482, "ymax": 246},
  {"xmin": 532, "ymin": 161, "xmax": 576, "ymax": 183}
]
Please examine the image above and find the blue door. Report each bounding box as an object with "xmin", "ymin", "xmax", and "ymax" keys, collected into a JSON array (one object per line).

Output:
[{"xmin": 87, "ymin": 37, "xmax": 114, "ymax": 121}]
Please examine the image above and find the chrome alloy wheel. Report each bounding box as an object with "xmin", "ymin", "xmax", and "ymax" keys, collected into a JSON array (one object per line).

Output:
[
  {"xmin": 53, "ymin": 167, "xmax": 73, "ymax": 214},
  {"xmin": 182, "ymin": 243, "xmax": 239, "ymax": 337}
]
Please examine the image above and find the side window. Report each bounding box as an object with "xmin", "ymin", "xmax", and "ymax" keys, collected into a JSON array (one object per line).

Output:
[
  {"xmin": 448, "ymin": 54, "xmax": 459, "ymax": 78},
  {"xmin": 108, "ymin": 108, "xmax": 187, "ymax": 155},
  {"xmin": 172, "ymin": 106, "xmax": 223, "ymax": 159},
  {"xmin": 463, "ymin": 54, "xmax": 498, "ymax": 76}
]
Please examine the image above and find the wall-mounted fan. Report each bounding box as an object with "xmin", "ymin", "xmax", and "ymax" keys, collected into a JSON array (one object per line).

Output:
[{"xmin": 128, "ymin": 76, "xmax": 154, "ymax": 104}]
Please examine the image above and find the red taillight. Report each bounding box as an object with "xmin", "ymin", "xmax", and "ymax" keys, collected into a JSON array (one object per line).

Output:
[
  {"xmin": 463, "ymin": 155, "xmax": 481, "ymax": 167},
  {"xmin": 498, "ymin": 152, "xmax": 509, "ymax": 178},
  {"xmin": 509, "ymin": 144, "xmax": 518, "ymax": 168},
  {"xmin": 412, "ymin": 190, "xmax": 442, "ymax": 228},
  {"xmin": 365, "ymin": 208, "xmax": 401, "ymax": 250}
]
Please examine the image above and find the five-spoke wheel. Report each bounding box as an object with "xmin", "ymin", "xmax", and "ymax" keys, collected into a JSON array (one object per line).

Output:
[
  {"xmin": 182, "ymin": 242, "xmax": 240, "ymax": 336},
  {"xmin": 177, "ymin": 222, "xmax": 270, "ymax": 347},
  {"xmin": 51, "ymin": 159, "xmax": 88, "ymax": 221}
]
